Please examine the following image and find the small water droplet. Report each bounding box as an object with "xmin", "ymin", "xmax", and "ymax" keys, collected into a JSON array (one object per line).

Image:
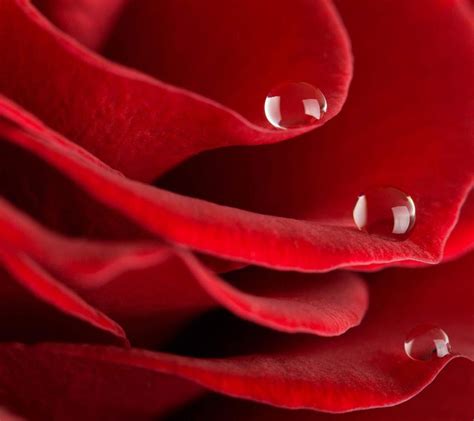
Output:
[
  {"xmin": 404, "ymin": 325, "xmax": 451, "ymax": 361},
  {"xmin": 353, "ymin": 187, "xmax": 416, "ymax": 239},
  {"xmin": 264, "ymin": 82, "xmax": 327, "ymax": 129}
]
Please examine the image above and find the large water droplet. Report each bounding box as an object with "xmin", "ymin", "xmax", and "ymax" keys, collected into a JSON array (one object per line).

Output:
[
  {"xmin": 404, "ymin": 325, "xmax": 451, "ymax": 361},
  {"xmin": 264, "ymin": 82, "xmax": 327, "ymax": 129},
  {"xmin": 353, "ymin": 187, "xmax": 416, "ymax": 239}
]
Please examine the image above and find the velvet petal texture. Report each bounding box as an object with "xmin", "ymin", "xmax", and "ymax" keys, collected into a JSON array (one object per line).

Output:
[
  {"xmin": 0, "ymin": 100, "xmax": 472, "ymax": 272},
  {"xmin": 0, "ymin": 0, "xmax": 351, "ymax": 181},
  {"xmin": 168, "ymin": 358, "xmax": 474, "ymax": 421},
  {"xmin": 0, "ymin": 256, "xmax": 471, "ymax": 416},
  {"xmin": 0, "ymin": 199, "xmax": 368, "ymax": 343}
]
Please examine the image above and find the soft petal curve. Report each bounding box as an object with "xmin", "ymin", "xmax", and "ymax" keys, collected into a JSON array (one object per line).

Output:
[
  {"xmin": 101, "ymin": 0, "xmax": 351, "ymax": 130},
  {"xmin": 0, "ymin": 0, "xmax": 352, "ymax": 181},
  {"xmin": 2, "ymin": 101, "xmax": 471, "ymax": 271},
  {"xmin": 156, "ymin": 0, "xmax": 474, "ymax": 266},
  {"xmin": 1, "ymin": 255, "xmax": 471, "ymax": 414},
  {"xmin": 168, "ymin": 358, "xmax": 474, "ymax": 420},
  {"xmin": 0, "ymin": 248, "xmax": 127, "ymax": 345},
  {"xmin": 0, "ymin": 198, "xmax": 368, "ymax": 340}
]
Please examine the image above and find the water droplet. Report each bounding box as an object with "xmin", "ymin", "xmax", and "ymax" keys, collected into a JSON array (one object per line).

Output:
[
  {"xmin": 353, "ymin": 187, "xmax": 416, "ymax": 239},
  {"xmin": 264, "ymin": 82, "xmax": 327, "ymax": 129},
  {"xmin": 404, "ymin": 325, "xmax": 451, "ymax": 361}
]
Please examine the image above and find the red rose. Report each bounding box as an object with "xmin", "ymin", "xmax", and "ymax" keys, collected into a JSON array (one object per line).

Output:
[{"xmin": 0, "ymin": 0, "xmax": 473, "ymax": 419}]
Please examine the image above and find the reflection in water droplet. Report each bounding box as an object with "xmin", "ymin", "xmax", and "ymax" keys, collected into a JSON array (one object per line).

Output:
[
  {"xmin": 264, "ymin": 82, "xmax": 327, "ymax": 129},
  {"xmin": 404, "ymin": 325, "xmax": 451, "ymax": 361},
  {"xmin": 353, "ymin": 187, "xmax": 416, "ymax": 240}
]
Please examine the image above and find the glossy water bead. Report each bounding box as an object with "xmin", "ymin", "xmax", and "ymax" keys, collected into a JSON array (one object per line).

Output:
[
  {"xmin": 404, "ymin": 325, "xmax": 451, "ymax": 361},
  {"xmin": 353, "ymin": 187, "xmax": 416, "ymax": 239},
  {"xmin": 264, "ymin": 82, "xmax": 327, "ymax": 129}
]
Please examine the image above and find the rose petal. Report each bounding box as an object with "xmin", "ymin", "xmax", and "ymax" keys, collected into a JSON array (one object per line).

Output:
[
  {"xmin": 0, "ymin": 343, "xmax": 204, "ymax": 420},
  {"xmin": 0, "ymin": 0, "xmax": 351, "ymax": 181},
  {"xmin": 159, "ymin": 0, "xmax": 474, "ymax": 219},
  {"xmin": 81, "ymin": 254, "xmax": 368, "ymax": 343},
  {"xmin": 0, "ymin": 248, "xmax": 127, "ymax": 345},
  {"xmin": 30, "ymin": 254, "xmax": 470, "ymax": 413},
  {"xmin": 31, "ymin": 0, "xmax": 127, "ymax": 50},
  {"xmin": 0, "ymin": 199, "xmax": 368, "ymax": 341},
  {"xmin": 219, "ymin": 265, "xmax": 368, "ymax": 336},
  {"xmin": 0, "ymin": 197, "xmax": 169, "ymax": 284},
  {"xmin": 168, "ymin": 358, "xmax": 474, "ymax": 420},
  {"xmin": 0, "ymin": 132, "xmax": 151, "ymax": 240},
  {"xmin": 0, "ymin": 103, "xmax": 471, "ymax": 271},
  {"xmin": 101, "ymin": 0, "xmax": 351, "ymax": 130},
  {"xmin": 347, "ymin": 189, "xmax": 474, "ymax": 272},
  {"xmin": 157, "ymin": 0, "xmax": 474, "ymax": 264}
]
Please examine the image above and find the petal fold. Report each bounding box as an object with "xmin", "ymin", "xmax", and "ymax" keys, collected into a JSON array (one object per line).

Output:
[
  {"xmin": 0, "ymin": 0, "xmax": 352, "ymax": 181},
  {"xmin": 56, "ymin": 255, "xmax": 474, "ymax": 412},
  {"xmin": 1, "ymin": 103, "xmax": 470, "ymax": 271},
  {"xmin": 0, "ymin": 100, "xmax": 472, "ymax": 271},
  {"xmin": 0, "ymin": 247, "xmax": 127, "ymax": 345},
  {"xmin": 0, "ymin": 198, "xmax": 368, "ymax": 340},
  {"xmin": 1, "ymin": 256, "xmax": 471, "ymax": 414}
]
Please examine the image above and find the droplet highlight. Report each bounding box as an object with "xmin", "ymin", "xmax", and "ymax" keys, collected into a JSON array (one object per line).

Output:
[
  {"xmin": 404, "ymin": 325, "xmax": 451, "ymax": 361},
  {"xmin": 264, "ymin": 82, "xmax": 327, "ymax": 129},
  {"xmin": 353, "ymin": 187, "xmax": 415, "ymax": 239}
]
